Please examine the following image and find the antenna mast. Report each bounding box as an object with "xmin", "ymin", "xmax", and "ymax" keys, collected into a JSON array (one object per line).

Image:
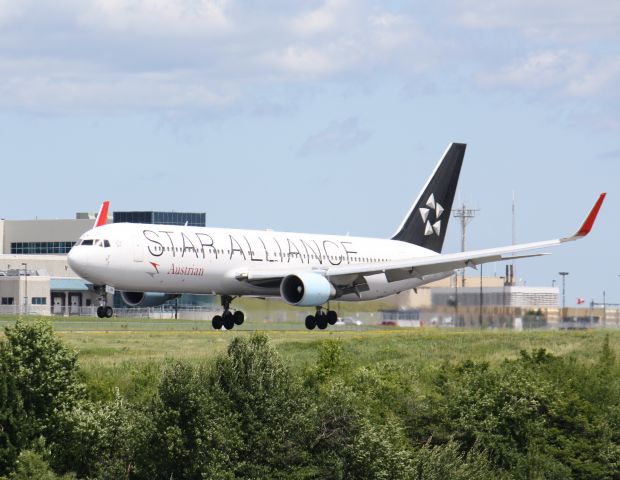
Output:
[{"xmin": 511, "ymin": 192, "xmax": 516, "ymax": 286}]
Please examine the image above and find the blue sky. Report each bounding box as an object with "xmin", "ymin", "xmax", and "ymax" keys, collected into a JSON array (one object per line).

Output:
[{"xmin": 1, "ymin": 0, "xmax": 619, "ymax": 305}]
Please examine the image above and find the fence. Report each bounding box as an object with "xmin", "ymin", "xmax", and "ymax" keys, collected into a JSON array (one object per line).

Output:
[{"xmin": 0, "ymin": 304, "xmax": 619, "ymax": 330}]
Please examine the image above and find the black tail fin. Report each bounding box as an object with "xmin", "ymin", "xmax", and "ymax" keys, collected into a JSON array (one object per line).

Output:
[{"xmin": 391, "ymin": 143, "xmax": 466, "ymax": 253}]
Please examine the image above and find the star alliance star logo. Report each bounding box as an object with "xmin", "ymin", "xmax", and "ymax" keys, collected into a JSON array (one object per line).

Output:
[{"xmin": 419, "ymin": 193, "xmax": 444, "ymax": 236}]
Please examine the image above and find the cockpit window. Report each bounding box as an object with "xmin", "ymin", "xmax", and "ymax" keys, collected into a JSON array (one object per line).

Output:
[{"xmin": 80, "ymin": 239, "xmax": 111, "ymax": 247}]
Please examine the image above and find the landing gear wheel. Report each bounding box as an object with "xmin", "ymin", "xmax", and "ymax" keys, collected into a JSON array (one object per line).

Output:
[
  {"xmin": 305, "ymin": 315, "xmax": 316, "ymax": 330},
  {"xmin": 223, "ymin": 311, "xmax": 234, "ymax": 330},
  {"xmin": 104, "ymin": 306, "xmax": 113, "ymax": 318},
  {"xmin": 233, "ymin": 310, "xmax": 245, "ymax": 326},
  {"xmin": 212, "ymin": 315, "xmax": 223, "ymax": 330},
  {"xmin": 96, "ymin": 306, "xmax": 104, "ymax": 318},
  {"xmin": 326, "ymin": 310, "xmax": 338, "ymax": 325},
  {"xmin": 316, "ymin": 313, "xmax": 328, "ymax": 330}
]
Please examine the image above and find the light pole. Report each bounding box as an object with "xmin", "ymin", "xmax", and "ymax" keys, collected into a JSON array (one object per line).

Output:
[
  {"xmin": 479, "ymin": 264, "xmax": 483, "ymax": 328},
  {"xmin": 559, "ymin": 272, "xmax": 569, "ymax": 320},
  {"xmin": 603, "ymin": 290, "xmax": 607, "ymax": 326},
  {"xmin": 454, "ymin": 270, "xmax": 459, "ymax": 326},
  {"xmin": 21, "ymin": 262, "xmax": 27, "ymax": 315}
]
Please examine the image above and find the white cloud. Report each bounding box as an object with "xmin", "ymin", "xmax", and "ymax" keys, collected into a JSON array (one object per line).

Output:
[
  {"xmin": 80, "ymin": 0, "xmax": 231, "ymax": 35},
  {"xmin": 478, "ymin": 51, "xmax": 588, "ymax": 90},
  {"xmin": 457, "ymin": 0, "xmax": 620, "ymax": 41},
  {"xmin": 291, "ymin": 0, "xmax": 351, "ymax": 35},
  {"xmin": 299, "ymin": 117, "xmax": 372, "ymax": 156},
  {"xmin": 477, "ymin": 51, "xmax": 620, "ymax": 99},
  {"xmin": 0, "ymin": 58, "xmax": 233, "ymax": 112},
  {"xmin": 265, "ymin": 45, "xmax": 339, "ymax": 76},
  {"xmin": 0, "ymin": 0, "xmax": 617, "ymax": 115},
  {"xmin": 566, "ymin": 57, "xmax": 620, "ymax": 97},
  {"xmin": 0, "ymin": 0, "xmax": 440, "ymax": 113}
]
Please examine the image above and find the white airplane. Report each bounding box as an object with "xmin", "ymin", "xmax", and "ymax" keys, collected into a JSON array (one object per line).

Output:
[{"xmin": 67, "ymin": 143, "xmax": 605, "ymax": 330}]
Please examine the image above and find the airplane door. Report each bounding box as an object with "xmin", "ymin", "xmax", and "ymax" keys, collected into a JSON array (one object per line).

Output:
[{"xmin": 133, "ymin": 235, "xmax": 144, "ymax": 262}]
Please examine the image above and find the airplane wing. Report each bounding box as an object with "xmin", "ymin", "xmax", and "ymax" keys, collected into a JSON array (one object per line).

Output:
[{"xmin": 237, "ymin": 193, "xmax": 605, "ymax": 287}]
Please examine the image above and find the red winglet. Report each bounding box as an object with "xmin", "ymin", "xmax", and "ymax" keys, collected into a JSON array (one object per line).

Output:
[
  {"xmin": 94, "ymin": 201, "xmax": 110, "ymax": 228},
  {"xmin": 575, "ymin": 193, "xmax": 605, "ymax": 237}
]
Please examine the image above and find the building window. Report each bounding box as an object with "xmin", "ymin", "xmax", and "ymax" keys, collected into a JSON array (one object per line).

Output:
[
  {"xmin": 31, "ymin": 297, "xmax": 47, "ymax": 305},
  {"xmin": 1, "ymin": 297, "xmax": 14, "ymax": 305},
  {"xmin": 11, "ymin": 241, "xmax": 75, "ymax": 255}
]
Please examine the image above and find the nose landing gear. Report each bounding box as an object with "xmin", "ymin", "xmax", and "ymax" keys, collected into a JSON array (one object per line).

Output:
[
  {"xmin": 95, "ymin": 285, "xmax": 113, "ymax": 318},
  {"xmin": 305, "ymin": 307, "xmax": 338, "ymax": 330},
  {"xmin": 96, "ymin": 305, "xmax": 113, "ymax": 318},
  {"xmin": 212, "ymin": 295, "xmax": 245, "ymax": 330}
]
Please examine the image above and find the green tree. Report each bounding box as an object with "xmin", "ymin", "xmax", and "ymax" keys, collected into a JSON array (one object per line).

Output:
[
  {"xmin": 0, "ymin": 345, "xmax": 29, "ymax": 476},
  {"xmin": 304, "ymin": 339, "xmax": 349, "ymax": 388},
  {"xmin": 310, "ymin": 381, "xmax": 416, "ymax": 479},
  {"xmin": 50, "ymin": 389, "xmax": 148, "ymax": 479},
  {"xmin": 429, "ymin": 358, "xmax": 557, "ymax": 475},
  {"xmin": 3, "ymin": 320, "xmax": 84, "ymax": 439},
  {"xmin": 411, "ymin": 440, "xmax": 506, "ymax": 480},
  {"xmin": 0, "ymin": 450, "xmax": 74, "ymax": 480},
  {"xmin": 212, "ymin": 333, "xmax": 314, "ymax": 479},
  {"xmin": 135, "ymin": 361, "xmax": 240, "ymax": 480}
]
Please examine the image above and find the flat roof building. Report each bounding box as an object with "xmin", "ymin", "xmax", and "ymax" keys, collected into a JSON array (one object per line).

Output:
[
  {"xmin": 113, "ymin": 211, "xmax": 206, "ymax": 227},
  {"xmin": 0, "ymin": 209, "xmax": 208, "ymax": 315}
]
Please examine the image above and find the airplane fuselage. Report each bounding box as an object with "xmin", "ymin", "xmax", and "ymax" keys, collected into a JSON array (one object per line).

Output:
[{"xmin": 68, "ymin": 222, "xmax": 449, "ymax": 301}]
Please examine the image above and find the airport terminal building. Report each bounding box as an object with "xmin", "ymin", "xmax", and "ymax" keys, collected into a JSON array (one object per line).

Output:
[{"xmin": 0, "ymin": 210, "xmax": 206, "ymax": 314}]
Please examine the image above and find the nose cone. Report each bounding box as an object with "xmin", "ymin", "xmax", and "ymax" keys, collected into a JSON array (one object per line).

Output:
[{"xmin": 67, "ymin": 246, "xmax": 90, "ymax": 278}]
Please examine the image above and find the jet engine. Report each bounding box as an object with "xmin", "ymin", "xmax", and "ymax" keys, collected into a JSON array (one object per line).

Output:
[
  {"xmin": 120, "ymin": 291, "xmax": 181, "ymax": 307},
  {"xmin": 280, "ymin": 273, "xmax": 336, "ymax": 306}
]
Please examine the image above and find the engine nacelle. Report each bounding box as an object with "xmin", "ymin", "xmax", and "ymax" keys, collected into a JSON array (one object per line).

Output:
[
  {"xmin": 120, "ymin": 291, "xmax": 181, "ymax": 307},
  {"xmin": 280, "ymin": 273, "xmax": 336, "ymax": 306}
]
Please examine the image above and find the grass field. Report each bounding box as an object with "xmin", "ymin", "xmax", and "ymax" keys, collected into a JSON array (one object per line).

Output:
[
  {"xmin": 2, "ymin": 315, "xmax": 619, "ymax": 404},
  {"xmin": 2, "ymin": 315, "xmax": 618, "ymax": 378}
]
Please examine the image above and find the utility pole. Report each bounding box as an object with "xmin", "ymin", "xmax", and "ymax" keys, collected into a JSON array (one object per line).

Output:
[
  {"xmin": 479, "ymin": 264, "xmax": 483, "ymax": 328},
  {"xmin": 559, "ymin": 272, "xmax": 569, "ymax": 320},
  {"xmin": 511, "ymin": 192, "xmax": 516, "ymax": 286},
  {"xmin": 453, "ymin": 203, "xmax": 478, "ymax": 287}
]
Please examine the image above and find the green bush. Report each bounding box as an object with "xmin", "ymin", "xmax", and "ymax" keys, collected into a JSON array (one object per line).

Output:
[
  {"xmin": 0, "ymin": 346, "xmax": 29, "ymax": 476},
  {"xmin": 0, "ymin": 450, "xmax": 75, "ymax": 480},
  {"xmin": 422, "ymin": 345, "xmax": 620, "ymax": 479},
  {"xmin": 50, "ymin": 389, "xmax": 147, "ymax": 479},
  {"xmin": 134, "ymin": 361, "xmax": 240, "ymax": 480},
  {"xmin": 3, "ymin": 320, "xmax": 85, "ymax": 439},
  {"xmin": 212, "ymin": 333, "xmax": 314, "ymax": 479},
  {"xmin": 411, "ymin": 440, "xmax": 506, "ymax": 480}
]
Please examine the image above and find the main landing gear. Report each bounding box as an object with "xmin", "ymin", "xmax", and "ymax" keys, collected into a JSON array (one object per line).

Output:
[
  {"xmin": 95, "ymin": 285, "xmax": 113, "ymax": 318},
  {"xmin": 212, "ymin": 295, "xmax": 245, "ymax": 330},
  {"xmin": 305, "ymin": 307, "xmax": 338, "ymax": 330}
]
